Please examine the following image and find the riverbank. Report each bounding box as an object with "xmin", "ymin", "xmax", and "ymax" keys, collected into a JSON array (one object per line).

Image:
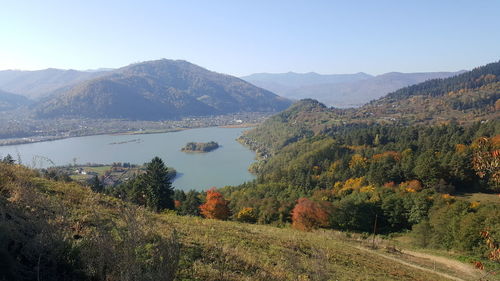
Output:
[
  {"xmin": 0, "ymin": 113, "xmax": 269, "ymax": 146},
  {"xmin": 0, "ymin": 125, "xmax": 254, "ymax": 147}
]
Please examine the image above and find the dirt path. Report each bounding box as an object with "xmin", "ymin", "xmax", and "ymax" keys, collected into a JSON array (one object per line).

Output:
[
  {"xmin": 355, "ymin": 246, "xmax": 476, "ymax": 281},
  {"xmin": 403, "ymin": 250, "xmax": 480, "ymax": 277}
]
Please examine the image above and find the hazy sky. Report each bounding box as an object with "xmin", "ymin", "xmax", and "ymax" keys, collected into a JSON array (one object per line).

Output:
[{"xmin": 1, "ymin": 0, "xmax": 499, "ymax": 76}]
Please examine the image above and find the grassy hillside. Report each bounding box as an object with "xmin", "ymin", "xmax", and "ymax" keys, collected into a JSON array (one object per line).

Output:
[{"xmin": 0, "ymin": 163, "xmax": 485, "ymax": 281}]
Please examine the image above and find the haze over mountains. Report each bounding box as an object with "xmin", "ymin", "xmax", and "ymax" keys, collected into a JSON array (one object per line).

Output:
[
  {"xmin": 12, "ymin": 59, "xmax": 290, "ymax": 120},
  {"xmin": 0, "ymin": 68, "xmax": 110, "ymax": 99},
  {"xmin": 0, "ymin": 89, "xmax": 31, "ymax": 111},
  {"xmin": 0, "ymin": 59, "xmax": 474, "ymax": 120},
  {"xmin": 242, "ymin": 70, "xmax": 465, "ymax": 107}
]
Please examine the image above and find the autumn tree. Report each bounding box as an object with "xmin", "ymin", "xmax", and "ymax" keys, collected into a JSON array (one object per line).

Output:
[
  {"xmin": 481, "ymin": 230, "xmax": 500, "ymax": 261},
  {"xmin": 291, "ymin": 198, "xmax": 331, "ymax": 231},
  {"xmin": 236, "ymin": 207, "xmax": 257, "ymax": 223},
  {"xmin": 472, "ymin": 136, "xmax": 500, "ymax": 191},
  {"xmin": 199, "ymin": 188, "xmax": 230, "ymax": 220}
]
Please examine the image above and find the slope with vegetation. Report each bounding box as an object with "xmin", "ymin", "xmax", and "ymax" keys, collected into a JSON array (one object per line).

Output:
[
  {"xmin": 0, "ymin": 162, "xmax": 485, "ymax": 281},
  {"xmin": 241, "ymin": 61, "xmax": 500, "ymax": 156},
  {"xmin": 0, "ymin": 89, "xmax": 31, "ymax": 111},
  {"xmin": 228, "ymin": 61, "xmax": 500, "ymax": 275}
]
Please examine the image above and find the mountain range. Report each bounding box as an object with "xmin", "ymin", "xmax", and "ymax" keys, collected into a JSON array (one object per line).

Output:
[
  {"xmin": 242, "ymin": 70, "xmax": 465, "ymax": 107},
  {"xmin": 0, "ymin": 68, "xmax": 110, "ymax": 99},
  {"xmin": 0, "ymin": 60, "xmax": 291, "ymax": 120},
  {"xmin": 0, "ymin": 59, "xmax": 489, "ymax": 121},
  {"xmin": 0, "ymin": 89, "xmax": 31, "ymax": 111}
]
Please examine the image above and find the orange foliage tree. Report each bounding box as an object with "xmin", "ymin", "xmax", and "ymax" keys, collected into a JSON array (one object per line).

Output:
[
  {"xmin": 399, "ymin": 180, "xmax": 423, "ymax": 193},
  {"xmin": 199, "ymin": 188, "xmax": 230, "ymax": 220},
  {"xmin": 291, "ymin": 198, "xmax": 331, "ymax": 231},
  {"xmin": 481, "ymin": 230, "xmax": 500, "ymax": 263},
  {"xmin": 472, "ymin": 136, "xmax": 500, "ymax": 190}
]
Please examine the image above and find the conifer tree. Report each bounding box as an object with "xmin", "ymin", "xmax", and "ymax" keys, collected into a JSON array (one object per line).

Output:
[{"xmin": 142, "ymin": 157, "xmax": 174, "ymax": 211}]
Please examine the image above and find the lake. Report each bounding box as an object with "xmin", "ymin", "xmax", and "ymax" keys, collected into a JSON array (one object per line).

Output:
[{"xmin": 0, "ymin": 127, "xmax": 256, "ymax": 191}]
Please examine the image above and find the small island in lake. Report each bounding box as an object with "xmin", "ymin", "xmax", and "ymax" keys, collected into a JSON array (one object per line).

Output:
[{"xmin": 181, "ymin": 141, "xmax": 219, "ymax": 153}]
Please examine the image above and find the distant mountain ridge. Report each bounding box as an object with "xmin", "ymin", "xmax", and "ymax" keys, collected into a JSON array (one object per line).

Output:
[
  {"xmin": 242, "ymin": 70, "xmax": 465, "ymax": 107},
  {"xmin": 242, "ymin": 71, "xmax": 372, "ymax": 88},
  {"xmin": 0, "ymin": 68, "xmax": 110, "ymax": 99},
  {"xmin": 0, "ymin": 89, "xmax": 30, "ymax": 111},
  {"xmin": 33, "ymin": 59, "xmax": 292, "ymax": 120},
  {"xmin": 241, "ymin": 61, "xmax": 500, "ymax": 154}
]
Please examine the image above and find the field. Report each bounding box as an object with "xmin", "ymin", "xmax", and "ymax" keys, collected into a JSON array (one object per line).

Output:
[
  {"xmin": 455, "ymin": 192, "xmax": 500, "ymax": 204},
  {"xmin": 65, "ymin": 164, "xmax": 144, "ymax": 186}
]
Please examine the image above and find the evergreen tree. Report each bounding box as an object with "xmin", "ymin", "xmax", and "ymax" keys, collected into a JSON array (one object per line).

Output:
[
  {"xmin": 142, "ymin": 157, "xmax": 174, "ymax": 211},
  {"xmin": 179, "ymin": 190, "xmax": 202, "ymax": 216},
  {"xmin": 173, "ymin": 190, "xmax": 186, "ymax": 202},
  {"xmin": 89, "ymin": 175, "xmax": 104, "ymax": 193},
  {"xmin": 2, "ymin": 154, "xmax": 15, "ymax": 164}
]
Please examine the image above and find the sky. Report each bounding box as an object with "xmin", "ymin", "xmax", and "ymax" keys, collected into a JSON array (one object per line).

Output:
[{"xmin": 0, "ymin": 0, "xmax": 499, "ymax": 76}]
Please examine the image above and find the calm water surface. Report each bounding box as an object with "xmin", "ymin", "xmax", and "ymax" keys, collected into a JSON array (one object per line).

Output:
[{"xmin": 0, "ymin": 127, "xmax": 256, "ymax": 191}]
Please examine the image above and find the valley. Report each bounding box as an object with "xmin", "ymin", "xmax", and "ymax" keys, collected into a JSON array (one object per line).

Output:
[
  {"xmin": 2, "ymin": 2, "xmax": 500, "ymax": 280},
  {"xmin": 0, "ymin": 46, "xmax": 498, "ymax": 281}
]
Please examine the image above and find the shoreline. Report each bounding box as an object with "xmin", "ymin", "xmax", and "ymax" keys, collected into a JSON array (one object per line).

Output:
[
  {"xmin": 0, "ymin": 123, "xmax": 257, "ymax": 147},
  {"xmin": 217, "ymin": 123, "xmax": 258, "ymax": 128}
]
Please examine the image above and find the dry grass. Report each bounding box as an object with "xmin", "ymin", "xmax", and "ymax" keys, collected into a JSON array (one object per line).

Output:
[{"xmin": 0, "ymin": 163, "xmax": 477, "ymax": 281}]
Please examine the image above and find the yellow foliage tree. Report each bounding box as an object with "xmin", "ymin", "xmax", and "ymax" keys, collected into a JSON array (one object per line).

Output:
[
  {"xmin": 349, "ymin": 154, "xmax": 368, "ymax": 170},
  {"xmin": 236, "ymin": 207, "xmax": 257, "ymax": 223}
]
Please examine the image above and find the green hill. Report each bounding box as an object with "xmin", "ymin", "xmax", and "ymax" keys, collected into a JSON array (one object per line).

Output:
[
  {"xmin": 0, "ymin": 163, "xmax": 482, "ymax": 281},
  {"xmin": 226, "ymin": 61, "xmax": 500, "ymax": 279}
]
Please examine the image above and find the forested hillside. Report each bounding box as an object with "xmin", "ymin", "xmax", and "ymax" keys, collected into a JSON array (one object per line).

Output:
[
  {"xmin": 34, "ymin": 59, "xmax": 291, "ymax": 120},
  {"xmin": 227, "ymin": 61, "xmax": 500, "ymax": 273},
  {"xmin": 241, "ymin": 61, "xmax": 500, "ymax": 155}
]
